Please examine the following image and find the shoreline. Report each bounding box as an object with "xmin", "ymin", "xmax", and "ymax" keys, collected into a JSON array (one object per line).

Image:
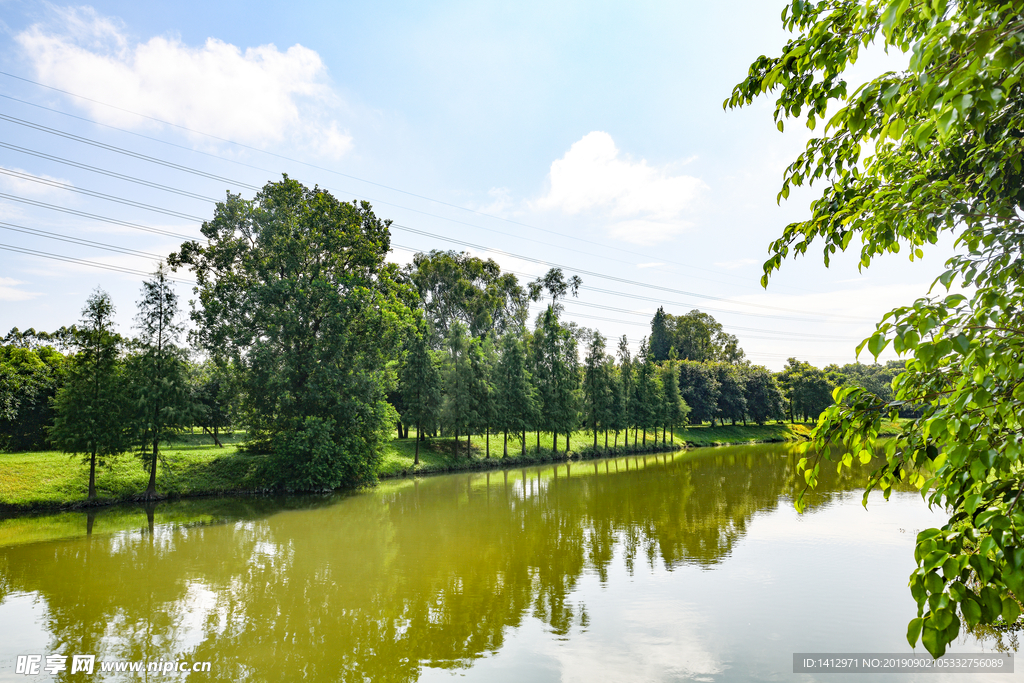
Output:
[{"xmin": 0, "ymin": 424, "xmax": 815, "ymax": 516}]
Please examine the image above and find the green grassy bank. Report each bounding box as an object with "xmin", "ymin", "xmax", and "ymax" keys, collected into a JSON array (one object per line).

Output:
[{"xmin": 0, "ymin": 423, "xmax": 815, "ymax": 513}]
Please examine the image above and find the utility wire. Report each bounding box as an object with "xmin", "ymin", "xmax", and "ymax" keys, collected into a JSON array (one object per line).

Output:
[
  {"xmin": 0, "ymin": 193, "xmax": 201, "ymax": 241},
  {"xmin": 0, "ymin": 141, "xmax": 219, "ymax": 202},
  {"xmin": 0, "ymin": 70, "xmax": 819, "ymax": 294},
  {"xmin": 0, "ymin": 243, "xmax": 193, "ymax": 282},
  {"xmin": 0, "ymin": 221, "xmax": 166, "ymax": 259},
  {"xmin": 0, "ymin": 167, "xmax": 207, "ymax": 222},
  {"xmin": 0, "ymin": 126, "xmax": 864, "ymax": 321}
]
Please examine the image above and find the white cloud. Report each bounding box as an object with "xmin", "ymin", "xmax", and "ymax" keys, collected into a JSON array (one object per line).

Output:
[
  {"xmin": 535, "ymin": 131, "xmax": 706, "ymax": 244},
  {"xmin": 17, "ymin": 6, "xmax": 352, "ymax": 158},
  {"xmin": 0, "ymin": 277, "xmax": 41, "ymax": 302},
  {"xmin": 0, "ymin": 167, "xmax": 75, "ymax": 197}
]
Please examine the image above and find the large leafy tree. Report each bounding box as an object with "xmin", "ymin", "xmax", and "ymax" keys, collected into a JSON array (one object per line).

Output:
[
  {"xmin": 0, "ymin": 342, "xmax": 67, "ymax": 451},
  {"xmin": 404, "ymin": 250, "xmax": 531, "ymax": 344},
  {"xmin": 441, "ymin": 322, "xmax": 478, "ymax": 458},
  {"xmin": 727, "ymin": 0, "xmax": 1024, "ymax": 656},
  {"xmin": 170, "ymin": 177, "xmax": 410, "ymax": 489},
  {"xmin": 49, "ymin": 290, "xmax": 132, "ymax": 500},
  {"xmin": 741, "ymin": 365, "xmax": 786, "ymax": 426}
]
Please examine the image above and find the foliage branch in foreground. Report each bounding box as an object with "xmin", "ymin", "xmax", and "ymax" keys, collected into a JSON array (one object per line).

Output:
[{"xmin": 727, "ymin": 0, "xmax": 1024, "ymax": 657}]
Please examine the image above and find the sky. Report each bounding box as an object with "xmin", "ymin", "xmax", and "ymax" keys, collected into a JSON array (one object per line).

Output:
[{"xmin": 0, "ymin": 0, "xmax": 952, "ymax": 369}]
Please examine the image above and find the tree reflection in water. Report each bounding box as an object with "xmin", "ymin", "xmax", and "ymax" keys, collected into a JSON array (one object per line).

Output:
[{"xmin": 0, "ymin": 444, "xmax": 882, "ymax": 682}]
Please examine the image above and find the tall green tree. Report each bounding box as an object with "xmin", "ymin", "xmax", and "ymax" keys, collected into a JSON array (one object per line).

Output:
[
  {"xmin": 441, "ymin": 322, "xmax": 477, "ymax": 459},
  {"xmin": 534, "ymin": 307, "xmax": 580, "ymax": 454},
  {"xmin": 741, "ymin": 365, "xmax": 786, "ymax": 426},
  {"xmin": 616, "ymin": 336, "xmax": 634, "ymax": 448},
  {"xmin": 131, "ymin": 265, "xmax": 192, "ymax": 499},
  {"xmin": 49, "ymin": 290, "xmax": 131, "ymax": 500},
  {"xmin": 659, "ymin": 360, "xmax": 688, "ymax": 443},
  {"xmin": 399, "ymin": 320, "xmax": 442, "ymax": 465},
  {"xmin": 170, "ymin": 177, "xmax": 410, "ymax": 489},
  {"xmin": 582, "ymin": 331, "xmax": 611, "ymax": 452},
  {"xmin": 494, "ymin": 333, "xmax": 536, "ymax": 457},
  {"xmin": 649, "ymin": 307, "xmax": 672, "ymax": 361},
  {"xmin": 726, "ymin": 0, "xmax": 1024, "ymax": 655},
  {"xmin": 714, "ymin": 363, "xmax": 748, "ymax": 426},
  {"xmin": 633, "ymin": 338, "xmax": 660, "ymax": 446}
]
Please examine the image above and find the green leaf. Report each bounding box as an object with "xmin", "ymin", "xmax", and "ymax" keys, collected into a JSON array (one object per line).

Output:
[
  {"xmin": 868, "ymin": 333, "xmax": 889, "ymax": 358},
  {"xmin": 907, "ymin": 617, "xmax": 924, "ymax": 647},
  {"xmin": 961, "ymin": 597, "xmax": 981, "ymax": 627},
  {"xmin": 921, "ymin": 625, "xmax": 947, "ymax": 658},
  {"xmin": 1002, "ymin": 598, "xmax": 1020, "ymax": 625}
]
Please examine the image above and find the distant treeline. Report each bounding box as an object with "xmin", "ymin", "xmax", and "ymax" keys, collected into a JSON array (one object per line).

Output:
[{"xmin": 0, "ymin": 177, "xmax": 910, "ymax": 495}]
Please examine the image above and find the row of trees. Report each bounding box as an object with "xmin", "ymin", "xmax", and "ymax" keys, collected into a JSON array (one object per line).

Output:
[{"xmin": 1, "ymin": 177, "xmax": 899, "ymax": 496}]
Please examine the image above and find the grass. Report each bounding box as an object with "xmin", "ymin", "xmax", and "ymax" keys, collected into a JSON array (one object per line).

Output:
[
  {"xmin": 1, "ymin": 422, "xmax": 819, "ymax": 512},
  {"xmin": 0, "ymin": 431, "xmax": 270, "ymax": 512}
]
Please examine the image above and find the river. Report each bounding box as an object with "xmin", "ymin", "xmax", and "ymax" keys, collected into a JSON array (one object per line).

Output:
[{"xmin": 0, "ymin": 444, "xmax": 1015, "ymax": 681}]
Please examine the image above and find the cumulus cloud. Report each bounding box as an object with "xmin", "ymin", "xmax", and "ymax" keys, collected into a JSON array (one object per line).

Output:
[
  {"xmin": 535, "ymin": 132, "xmax": 706, "ymax": 245},
  {"xmin": 16, "ymin": 6, "xmax": 352, "ymax": 158}
]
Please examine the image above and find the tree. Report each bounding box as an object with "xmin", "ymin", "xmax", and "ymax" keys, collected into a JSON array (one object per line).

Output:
[
  {"xmin": 49, "ymin": 290, "xmax": 132, "ymax": 500},
  {"xmin": 170, "ymin": 177, "xmax": 410, "ymax": 489},
  {"xmin": 441, "ymin": 322, "xmax": 477, "ymax": 459},
  {"xmin": 650, "ymin": 307, "xmax": 672, "ymax": 361},
  {"xmin": 677, "ymin": 361, "xmax": 719, "ymax": 425},
  {"xmin": 0, "ymin": 342, "xmax": 67, "ymax": 451},
  {"xmin": 494, "ymin": 333, "xmax": 536, "ymax": 457},
  {"xmin": 533, "ymin": 307, "xmax": 580, "ymax": 454},
  {"xmin": 404, "ymin": 250, "xmax": 531, "ymax": 344},
  {"xmin": 714, "ymin": 363, "xmax": 747, "ymax": 426},
  {"xmin": 582, "ymin": 331, "xmax": 611, "ymax": 452},
  {"xmin": 659, "ymin": 359, "xmax": 688, "ymax": 442},
  {"xmin": 188, "ymin": 359, "xmax": 239, "ymax": 447},
  {"xmin": 726, "ymin": 0, "xmax": 1024, "ymax": 655},
  {"xmin": 616, "ymin": 336, "xmax": 634, "ymax": 447},
  {"xmin": 399, "ymin": 320, "xmax": 442, "ymax": 465},
  {"xmin": 777, "ymin": 358, "xmax": 834, "ymax": 422},
  {"xmin": 131, "ymin": 265, "xmax": 192, "ymax": 499},
  {"xmin": 742, "ymin": 365, "xmax": 786, "ymax": 426},
  {"xmin": 633, "ymin": 338, "xmax": 660, "ymax": 446}
]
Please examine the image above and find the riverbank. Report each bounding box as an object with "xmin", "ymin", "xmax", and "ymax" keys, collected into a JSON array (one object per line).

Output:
[{"xmin": 0, "ymin": 423, "xmax": 817, "ymax": 513}]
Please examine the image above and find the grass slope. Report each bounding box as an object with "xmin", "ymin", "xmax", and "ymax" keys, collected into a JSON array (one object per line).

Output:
[{"xmin": 1, "ymin": 423, "xmax": 814, "ymax": 512}]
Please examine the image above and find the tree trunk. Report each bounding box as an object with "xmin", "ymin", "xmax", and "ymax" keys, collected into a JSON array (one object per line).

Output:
[
  {"xmin": 642, "ymin": 428, "xmax": 646, "ymax": 447},
  {"xmin": 593, "ymin": 425, "xmax": 598, "ymax": 451},
  {"xmin": 486, "ymin": 427, "xmax": 490, "ymax": 459},
  {"xmin": 503, "ymin": 430, "xmax": 508, "ymax": 458},
  {"xmin": 604, "ymin": 429, "xmax": 608, "ymax": 453},
  {"xmin": 414, "ymin": 421, "xmax": 420, "ymax": 465},
  {"xmin": 523, "ymin": 429, "xmax": 527, "ymax": 456},
  {"xmin": 536, "ymin": 430, "xmax": 540, "ymax": 454},
  {"xmin": 553, "ymin": 431, "xmax": 557, "ymax": 453},
  {"xmin": 88, "ymin": 449, "xmax": 97, "ymax": 500},
  {"xmin": 146, "ymin": 438, "xmax": 158, "ymax": 497},
  {"xmin": 467, "ymin": 432, "xmax": 471, "ymax": 459},
  {"xmin": 455, "ymin": 428, "xmax": 459, "ymax": 458}
]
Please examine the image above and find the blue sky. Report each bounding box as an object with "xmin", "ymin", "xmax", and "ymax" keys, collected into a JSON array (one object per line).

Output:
[{"xmin": 0, "ymin": 0, "xmax": 948, "ymax": 368}]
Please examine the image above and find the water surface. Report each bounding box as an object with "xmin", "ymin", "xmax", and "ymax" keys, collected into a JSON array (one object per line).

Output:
[{"xmin": 0, "ymin": 444, "xmax": 1014, "ymax": 681}]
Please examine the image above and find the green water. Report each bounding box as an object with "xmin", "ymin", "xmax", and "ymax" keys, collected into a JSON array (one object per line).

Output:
[{"xmin": 0, "ymin": 444, "xmax": 1013, "ymax": 681}]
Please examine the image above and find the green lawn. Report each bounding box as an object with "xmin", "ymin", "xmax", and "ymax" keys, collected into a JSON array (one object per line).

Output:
[{"xmin": 2, "ymin": 422, "xmax": 818, "ymax": 511}]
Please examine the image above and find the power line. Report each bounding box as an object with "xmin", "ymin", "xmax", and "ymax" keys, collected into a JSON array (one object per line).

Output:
[
  {"xmin": 389, "ymin": 225, "xmax": 876, "ymax": 321},
  {"xmin": 0, "ymin": 243, "xmax": 193, "ymax": 283},
  {"xmin": 0, "ymin": 167, "xmax": 207, "ymax": 222},
  {"xmin": 0, "ymin": 80, "xmax": 816, "ymax": 293},
  {"xmin": 0, "ymin": 141, "xmax": 219, "ymax": 202},
  {"xmin": 0, "ymin": 123, "xmax": 862, "ymax": 322},
  {"xmin": 0, "ymin": 193, "xmax": 201, "ymax": 241},
  {"xmin": 0, "ymin": 221, "xmax": 166, "ymax": 259}
]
